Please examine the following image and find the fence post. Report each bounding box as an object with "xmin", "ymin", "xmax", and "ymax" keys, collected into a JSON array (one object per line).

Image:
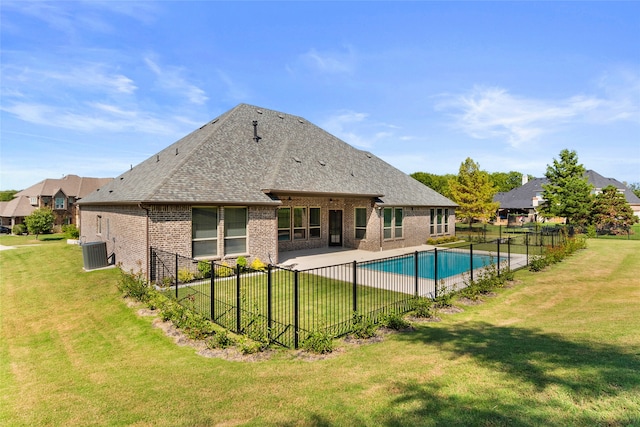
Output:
[
  {"xmin": 507, "ymin": 237, "xmax": 511, "ymax": 270},
  {"xmin": 150, "ymin": 247, "xmax": 156, "ymax": 283},
  {"xmin": 294, "ymin": 270, "xmax": 300, "ymax": 349},
  {"xmin": 497, "ymin": 239, "xmax": 501, "ymax": 277},
  {"xmin": 526, "ymin": 233, "xmax": 529, "ymax": 266},
  {"xmin": 210, "ymin": 260, "xmax": 215, "ymax": 321},
  {"xmin": 414, "ymin": 251, "xmax": 419, "ymax": 297},
  {"xmin": 352, "ymin": 260, "xmax": 358, "ymax": 312},
  {"xmin": 267, "ymin": 265, "xmax": 273, "ymax": 342},
  {"xmin": 470, "ymin": 243, "xmax": 474, "ymax": 283},
  {"xmin": 236, "ymin": 264, "xmax": 242, "ymax": 333},
  {"xmin": 175, "ymin": 252, "xmax": 179, "ymax": 299},
  {"xmin": 433, "ymin": 248, "xmax": 438, "ymax": 299}
]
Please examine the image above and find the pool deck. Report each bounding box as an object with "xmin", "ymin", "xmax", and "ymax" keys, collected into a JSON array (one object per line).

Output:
[{"xmin": 277, "ymin": 244, "xmax": 437, "ymax": 270}]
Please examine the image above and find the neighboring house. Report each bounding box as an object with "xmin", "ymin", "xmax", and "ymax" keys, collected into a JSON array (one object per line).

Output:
[
  {"xmin": 0, "ymin": 196, "xmax": 34, "ymax": 229},
  {"xmin": 0, "ymin": 175, "xmax": 112, "ymax": 230},
  {"xmin": 494, "ymin": 170, "xmax": 640, "ymax": 224},
  {"xmin": 78, "ymin": 104, "xmax": 457, "ymax": 276}
]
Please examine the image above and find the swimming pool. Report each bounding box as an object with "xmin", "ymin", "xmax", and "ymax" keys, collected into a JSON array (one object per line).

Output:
[{"xmin": 361, "ymin": 250, "xmax": 498, "ymax": 280}]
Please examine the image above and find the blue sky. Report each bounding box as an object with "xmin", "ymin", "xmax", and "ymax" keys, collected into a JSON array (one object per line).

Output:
[{"xmin": 1, "ymin": 1, "xmax": 639, "ymax": 191}]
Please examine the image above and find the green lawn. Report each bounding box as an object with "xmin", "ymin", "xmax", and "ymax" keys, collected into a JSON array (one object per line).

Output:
[{"xmin": 1, "ymin": 239, "xmax": 639, "ymax": 426}]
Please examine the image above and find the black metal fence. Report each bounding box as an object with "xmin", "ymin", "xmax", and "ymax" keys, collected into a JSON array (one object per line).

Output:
[{"xmin": 150, "ymin": 229, "xmax": 565, "ymax": 349}]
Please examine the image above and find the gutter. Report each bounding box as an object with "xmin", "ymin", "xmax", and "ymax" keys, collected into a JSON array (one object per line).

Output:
[{"xmin": 138, "ymin": 203, "xmax": 150, "ymax": 280}]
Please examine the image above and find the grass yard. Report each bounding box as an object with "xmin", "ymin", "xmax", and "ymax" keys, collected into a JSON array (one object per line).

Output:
[{"xmin": 1, "ymin": 238, "xmax": 639, "ymax": 426}]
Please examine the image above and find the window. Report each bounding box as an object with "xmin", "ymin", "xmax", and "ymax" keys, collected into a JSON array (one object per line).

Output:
[
  {"xmin": 430, "ymin": 208, "xmax": 448, "ymax": 236},
  {"xmin": 383, "ymin": 208, "xmax": 393, "ymax": 239},
  {"xmin": 444, "ymin": 209, "xmax": 449, "ymax": 233},
  {"xmin": 383, "ymin": 207, "xmax": 403, "ymax": 240},
  {"xmin": 293, "ymin": 207, "xmax": 307, "ymax": 240},
  {"xmin": 355, "ymin": 207, "xmax": 367, "ymax": 239},
  {"xmin": 192, "ymin": 208, "xmax": 218, "ymax": 258},
  {"xmin": 55, "ymin": 197, "xmax": 64, "ymax": 209},
  {"xmin": 29, "ymin": 197, "xmax": 37, "ymax": 206},
  {"xmin": 278, "ymin": 208, "xmax": 291, "ymax": 241},
  {"xmin": 97, "ymin": 215, "xmax": 102, "ymax": 235},
  {"xmin": 430, "ymin": 209, "xmax": 435, "ymax": 234},
  {"xmin": 394, "ymin": 208, "xmax": 403, "ymax": 238},
  {"xmin": 309, "ymin": 207, "xmax": 321, "ymax": 238},
  {"xmin": 224, "ymin": 207, "xmax": 247, "ymax": 255},
  {"xmin": 279, "ymin": 206, "xmax": 321, "ymax": 241}
]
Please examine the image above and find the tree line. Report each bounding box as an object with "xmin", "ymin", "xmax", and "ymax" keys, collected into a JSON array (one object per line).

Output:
[{"xmin": 412, "ymin": 149, "xmax": 638, "ymax": 235}]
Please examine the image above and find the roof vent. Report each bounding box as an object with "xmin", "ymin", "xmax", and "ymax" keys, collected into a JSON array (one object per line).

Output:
[
  {"xmin": 156, "ymin": 155, "xmax": 160, "ymax": 162},
  {"xmin": 278, "ymin": 114, "xmax": 284, "ymax": 119},
  {"xmin": 293, "ymin": 157, "xmax": 302, "ymax": 163},
  {"xmin": 252, "ymin": 121, "xmax": 262, "ymax": 143},
  {"xmin": 319, "ymin": 160, "xmax": 326, "ymax": 166},
  {"xmin": 256, "ymin": 109, "xmax": 263, "ymax": 114},
  {"xmin": 298, "ymin": 119, "xmax": 304, "ymax": 123}
]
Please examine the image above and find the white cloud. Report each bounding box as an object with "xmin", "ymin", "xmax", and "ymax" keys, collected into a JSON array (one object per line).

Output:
[
  {"xmin": 437, "ymin": 73, "xmax": 640, "ymax": 148},
  {"xmin": 144, "ymin": 57, "xmax": 208, "ymax": 105},
  {"xmin": 291, "ymin": 46, "xmax": 357, "ymax": 75}
]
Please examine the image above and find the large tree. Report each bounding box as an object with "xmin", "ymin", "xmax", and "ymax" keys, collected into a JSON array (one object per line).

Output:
[
  {"xmin": 590, "ymin": 185, "xmax": 638, "ymax": 235},
  {"xmin": 489, "ymin": 171, "xmax": 533, "ymax": 193},
  {"xmin": 448, "ymin": 158, "xmax": 499, "ymax": 226},
  {"xmin": 541, "ymin": 149, "xmax": 592, "ymax": 226},
  {"xmin": 410, "ymin": 172, "xmax": 455, "ymax": 198},
  {"xmin": 24, "ymin": 208, "xmax": 54, "ymax": 240}
]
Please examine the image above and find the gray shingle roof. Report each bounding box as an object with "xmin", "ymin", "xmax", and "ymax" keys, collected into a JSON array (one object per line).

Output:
[
  {"xmin": 494, "ymin": 170, "xmax": 640, "ymax": 209},
  {"xmin": 79, "ymin": 104, "xmax": 456, "ymax": 207}
]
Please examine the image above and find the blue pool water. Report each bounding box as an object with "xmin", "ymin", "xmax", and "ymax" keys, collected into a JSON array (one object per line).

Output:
[{"xmin": 361, "ymin": 251, "xmax": 497, "ymax": 280}]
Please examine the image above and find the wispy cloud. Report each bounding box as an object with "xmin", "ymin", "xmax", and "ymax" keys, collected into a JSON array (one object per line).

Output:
[
  {"xmin": 289, "ymin": 46, "xmax": 357, "ymax": 76},
  {"xmin": 3, "ymin": 1, "xmax": 158, "ymax": 35},
  {"xmin": 320, "ymin": 110, "xmax": 410, "ymax": 149},
  {"xmin": 144, "ymin": 57, "xmax": 208, "ymax": 105},
  {"xmin": 436, "ymin": 72, "xmax": 640, "ymax": 147}
]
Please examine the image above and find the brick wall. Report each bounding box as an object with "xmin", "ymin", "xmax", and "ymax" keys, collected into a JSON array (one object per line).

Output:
[
  {"xmin": 80, "ymin": 201, "xmax": 455, "ymax": 275},
  {"xmin": 79, "ymin": 205, "xmax": 148, "ymax": 274}
]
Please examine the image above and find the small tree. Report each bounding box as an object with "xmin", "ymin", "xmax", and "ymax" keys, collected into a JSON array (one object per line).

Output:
[
  {"xmin": 448, "ymin": 158, "xmax": 499, "ymax": 227},
  {"xmin": 590, "ymin": 185, "xmax": 637, "ymax": 235},
  {"xmin": 24, "ymin": 208, "xmax": 54, "ymax": 239},
  {"xmin": 541, "ymin": 149, "xmax": 593, "ymax": 227}
]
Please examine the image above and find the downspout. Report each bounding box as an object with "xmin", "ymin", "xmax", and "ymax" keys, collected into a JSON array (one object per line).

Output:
[{"xmin": 138, "ymin": 203, "xmax": 150, "ymax": 281}]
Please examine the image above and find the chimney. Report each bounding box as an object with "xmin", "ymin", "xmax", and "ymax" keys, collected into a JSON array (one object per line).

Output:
[{"xmin": 522, "ymin": 174, "xmax": 528, "ymax": 186}]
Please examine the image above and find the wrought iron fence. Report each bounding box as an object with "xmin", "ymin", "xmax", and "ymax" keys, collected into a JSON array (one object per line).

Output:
[{"xmin": 149, "ymin": 230, "xmax": 566, "ymax": 349}]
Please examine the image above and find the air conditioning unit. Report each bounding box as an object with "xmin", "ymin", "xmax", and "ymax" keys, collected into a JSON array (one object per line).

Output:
[{"xmin": 82, "ymin": 241, "xmax": 108, "ymax": 270}]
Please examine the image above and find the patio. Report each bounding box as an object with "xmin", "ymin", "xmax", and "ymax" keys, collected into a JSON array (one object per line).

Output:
[{"xmin": 276, "ymin": 244, "xmax": 437, "ymax": 270}]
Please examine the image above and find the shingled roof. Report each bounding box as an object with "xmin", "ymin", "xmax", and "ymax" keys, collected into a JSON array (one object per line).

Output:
[
  {"xmin": 494, "ymin": 170, "xmax": 640, "ymax": 209},
  {"xmin": 16, "ymin": 174, "xmax": 113, "ymax": 199},
  {"xmin": 80, "ymin": 104, "xmax": 456, "ymax": 207}
]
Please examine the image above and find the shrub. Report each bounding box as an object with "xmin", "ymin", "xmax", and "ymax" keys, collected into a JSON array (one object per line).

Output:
[
  {"xmin": 215, "ymin": 262, "xmax": 234, "ymax": 278},
  {"xmin": 61, "ymin": 224, "xmax": 80, "ymax": 239},
  {"xmin": 116, "ymin": 269, "xmax": 152, "ymax": 302},
  {"xmin": 206, "ymin": 330, "xmax": 234, "ymax": 349},
  {"xmin": 177, "ymin": 268, "xmax": 195, "ymax": 283},
  {"xmin": 410, "ymin": 297, "xmax": 434, "ymax": 318},
  {"xmin": 302, "ymin": 330, "xmax": 334, "ymax": 354},
  {"xmin": 250, "ymin": 257, "xmax": 267, "ymax": 271},
  {"xmin": 529, "ymin": 255, "xmax": 548, "ymax": 272},
  {"xmin": 433, "ymin": 289, "xmax": 454, "ymax": 308},
  {"xmin": 350, "ymin": 312, "xmax": 377, "ymax": 339},
  {"xmin": 236, "ymin": 256, "xmax": 247, "ymax": 269},
  {"xmin": 238, "ymin": 337, "xmax": 266, "ymax": 355},
  {"xmin": 381, "ymin": 313, "xmax": 411, "ymax": 330},
  {"xmin": 197, "ymin": 261, "xmax": 212, "ymax": 278},
  {"xmin": 12, "ymin": 224, "xmax": 25, "ymax": 235}
]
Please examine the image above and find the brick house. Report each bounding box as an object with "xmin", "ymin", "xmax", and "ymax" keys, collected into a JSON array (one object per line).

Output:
[
  {"xmin": 494, "ymin": 170, "xmax": 640, "ymax": 224},
  {"xmin": 0, "ymin": 175, "xmax": 112, "ymax": 230},
  {"xmin": 78, "ymin": 104, "xmax": 457, "ymax": 276}
]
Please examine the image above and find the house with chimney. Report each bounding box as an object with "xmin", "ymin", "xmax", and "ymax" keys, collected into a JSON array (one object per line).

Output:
[{"xmin": 78, "ymin": 104, "xmax": 457, "ymax": 276}]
